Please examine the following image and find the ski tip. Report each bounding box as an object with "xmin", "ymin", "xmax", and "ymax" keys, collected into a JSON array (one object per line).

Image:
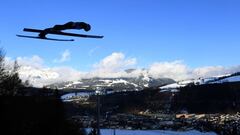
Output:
[{"xmin": 16, "ymin": 34, "xmax": 23, "ymax": 37}]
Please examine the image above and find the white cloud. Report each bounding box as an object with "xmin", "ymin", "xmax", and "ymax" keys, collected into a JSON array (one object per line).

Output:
[
  {"xmin": 192, "ymin": 65, "xmax": 240, "ymax": 78},
  {"xmin": 51, "ymin": 66, "xmax": 85, "ymax": 82},
  {"xmin": 5, "ymin": 55, "xmax": 44, "ymax": 71},
  {"xmin": 17, "ymin": 55, "xmax": 44, "ymax": 68},
  {"xmin": 84, "ymin": 52, "xmax": 137, "ymax": 78},
  {"xmin": 148, "ymin": 60, "xmax": 190, "ymax": 80},
  {"xmin": 192, "ymin": 66, "xmax": 226, "ymax": 78},
  {"xmin": 93, "ymin": 52, "xmax": 136, "ymax": 72},
  {"xmin": 5, "ymin": 55, "xmax": 83, "ymax": 87},
  {"xmin": 18, "ymin": 66, "xmax": 85, "ymax": 88},
  {"xmin": 148, "ymin": 61, "xmax": 240, "ymax": 81},
  {"xmin": 54, "ymin": 49, "xmax": 71, "ymax": 63}
]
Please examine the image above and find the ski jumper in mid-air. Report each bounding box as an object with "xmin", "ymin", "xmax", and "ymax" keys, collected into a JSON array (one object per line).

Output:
[
  {"xmin": 38, "ymin": 21, "xmax": 91, "ymax": 38},
  {"xmin": 17, "ymin": 21, "xmax": 103, "ymax": 41}
]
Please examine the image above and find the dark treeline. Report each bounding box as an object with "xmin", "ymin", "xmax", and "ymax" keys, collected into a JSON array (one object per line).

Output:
[
  {"xmin": 0, "ymin": 49, "xmax": 86, "ymax": 135},
  {"xmin": 172, "ymin": 82, "xmax": 240, "ymax": 113},
  {"xmin": 88, "ymin": 82, "xmax": 240, "ymax": 115},
  {"xmin": 0, "ymin": 49, "xmax": 23, "ymax": 96},
  {"xmin": 0, "ymin": 96, "xmax": 86, "ymax": 135},
  {"xmin": 88, "ymin": 88, "xmax": 172, "ymax": 114}
]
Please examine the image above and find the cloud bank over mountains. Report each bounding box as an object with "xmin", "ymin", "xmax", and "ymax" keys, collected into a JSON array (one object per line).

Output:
[{"xmin": 5, "ymin": 52, "xmax": 240, "ymax": 87}]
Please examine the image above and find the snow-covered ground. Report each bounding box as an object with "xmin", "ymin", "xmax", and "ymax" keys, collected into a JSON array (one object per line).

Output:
[
  {"xmin": 86, "ymin": 129, "xmax": 216, "ymax": 135},
  {"xmin": 210, "ymin": 75, "xmax": 240, "ymax": 84},
  {"xmin": 160, "ymin": 83, "xmax": 186, "ymax": 89},
  {"xmin": 159, "ymin": 73, "xmax": 240, "ymax": 92},
  {"xmin": 61, "ymin": 92, "xmax": 94, "ymax": 102}
]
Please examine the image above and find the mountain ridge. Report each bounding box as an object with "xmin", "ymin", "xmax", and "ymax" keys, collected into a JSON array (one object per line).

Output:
[{"xmin": 47, "ymin": 76, "xmax": 175, "ymax": 91}]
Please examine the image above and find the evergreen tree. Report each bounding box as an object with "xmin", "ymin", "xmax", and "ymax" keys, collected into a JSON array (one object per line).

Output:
[
  {"xmin": 0, "ymin": 48, "xmax": 23, "ymax": 96},
  {"xmin": 0, "ymin": 48, "xmax": 6, "ymax": 84}
]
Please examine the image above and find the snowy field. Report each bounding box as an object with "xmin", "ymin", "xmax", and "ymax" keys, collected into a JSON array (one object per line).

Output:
[
  {"xmin": 86, "ymin": 129, "xmax": 217, "ymax": 135},
  {"xmin": 61, "ymin": 91, "xmax": 94, "ymax": 102}
]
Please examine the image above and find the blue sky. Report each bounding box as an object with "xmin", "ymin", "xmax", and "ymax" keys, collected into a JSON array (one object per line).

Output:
[{"xmin": 1, "ymin": 0, "xmax": 240, "ymax": 72}]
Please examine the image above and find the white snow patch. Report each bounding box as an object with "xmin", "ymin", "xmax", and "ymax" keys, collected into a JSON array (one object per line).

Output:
[
  {"xmin": 101, "ymin": 80, "xmax": 113, "ymax": 84},
  {"xmin": 112, "ymin": 79, "xmax": 129, "ymax": 85},
  {"xmin": 160, "ymin": 83, "xmax": 185, "ymax": 89},
  {"xmin": 86, "ymin": 129, "xmax": 216, "ymax": 135},
  {"xmin": 72, "ymin": 81, "xmax": 83, "ymax": 85},
  {"xmin": 144, "ymin": 84, "xmax": 149, "ymax": 87},
  {"xmin": 130, "ymin": 82, "xmax": 139, "ymax": 87},
  {"xmin": 211, "ymin": 75, "xmax": 240, "ymax": 84}
]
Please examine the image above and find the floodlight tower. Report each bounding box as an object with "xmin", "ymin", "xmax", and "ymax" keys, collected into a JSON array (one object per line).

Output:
[{"xmin": 95, "ymin": 87, "xmax": 101, "ymax": 135}]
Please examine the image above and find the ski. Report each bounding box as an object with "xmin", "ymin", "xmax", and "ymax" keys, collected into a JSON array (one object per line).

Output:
[
  {"xmin": 23, "ymin": 28, "xmax": 104, "ymax": 39},
  {"xmin": 16, "ymin": 35, "xmax": 74, "ymax": 41}
]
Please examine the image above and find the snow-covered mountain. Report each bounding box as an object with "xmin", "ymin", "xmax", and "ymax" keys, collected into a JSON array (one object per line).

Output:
[
  {"xmin": 18, "ymin": 64, "xmax": 240, "ymax": 93},
  {"xmin": 18, "ymin": 66, "xmax": 60, "ymax": 87},
  {"xmin": 17, "ymin": 65, "xmax": 176, "ymax": 89},
  {"xmin": 159, "ymin": 72, "xmax": 240, "ymax": 92},
  {"xmin": 47, "ymin": 76, "xmax": 175, "ymax": 91},
  {"xmin": 17, "ymin": 66, "xmax": 175, "ymax": 91}
]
